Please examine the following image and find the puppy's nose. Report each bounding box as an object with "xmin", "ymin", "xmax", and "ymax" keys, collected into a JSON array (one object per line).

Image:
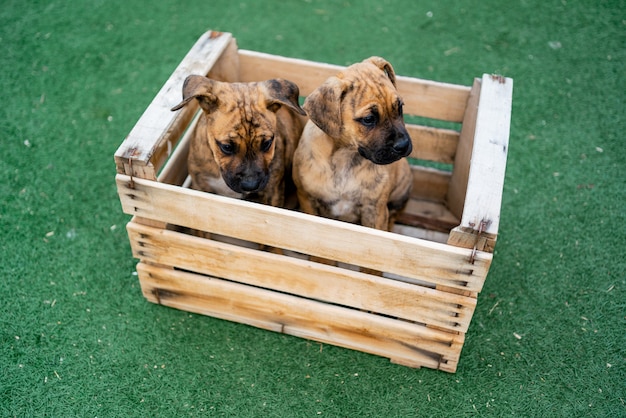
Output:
[
  {"xmin": 240, "ymin": 177, "xmax": 262, "ymax": 192},
  {"xmin": 392, "ymin": 135, "xmax": 412, "ymax": 155}
]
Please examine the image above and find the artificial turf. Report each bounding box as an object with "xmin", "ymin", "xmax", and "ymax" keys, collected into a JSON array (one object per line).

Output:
[{"xmin": 1, "ymin": 0, "xmax": 624, "ymax": 416}]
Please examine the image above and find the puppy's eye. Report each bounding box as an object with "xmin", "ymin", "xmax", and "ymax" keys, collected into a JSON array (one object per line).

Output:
[
  {"xmin": 218, "ymin": 141, "xmax": 236, "ymax": 155},
  {"xmin": 398, "ymin": 101, "xmax": 404, "ymax": 116},
  {"xmin": 360, "ymin": 114, "xmax": 378, "ymax": 127},
  {"xmin": 260, "ymin": 137, "xmax": 274, "ymax": 153}
]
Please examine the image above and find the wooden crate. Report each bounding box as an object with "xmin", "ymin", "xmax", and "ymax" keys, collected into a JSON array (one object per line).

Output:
[{"xmin": 114, "ymin": 31, "xmax": 513, "ymax": 373}]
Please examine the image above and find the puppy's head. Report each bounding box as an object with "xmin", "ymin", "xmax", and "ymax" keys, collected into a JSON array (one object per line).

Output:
[
  {"xmin": 303, "ymin": 56, "xmax": 412, "ymax": 165},
  {"xmin": 172, "ymin": 76, "xmax": 305, "ymax": 194}
]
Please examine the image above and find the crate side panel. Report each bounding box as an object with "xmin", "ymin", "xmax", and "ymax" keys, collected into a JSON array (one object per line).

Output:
[
  {"xmin": 117, "ymin": 175, "xmax": 492, "ymax": 292},
  {"xmin": 137, "ymin": 263, "xmax": 464, "ymax": 372},
  {"xmin": 237, "ymin": 50, "xmax": 471, "ymax": 122},
  {"xmin": 127, "ymin": 221, "xmax": 477, "ymax": 333}
]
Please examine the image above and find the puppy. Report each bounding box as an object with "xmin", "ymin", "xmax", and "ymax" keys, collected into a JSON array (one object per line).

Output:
[
  {"xmin": 293, "ymin": 57, "xmax": 413, "ymax": 231},
  {"xmin": 171, "ymin": 75, "xmax": 306, "ymax": 208}
]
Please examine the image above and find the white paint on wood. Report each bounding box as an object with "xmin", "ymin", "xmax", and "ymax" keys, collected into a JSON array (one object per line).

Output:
[{"xmin": 459, "ymin": 75, "xmax": 513, "ymax": 235}]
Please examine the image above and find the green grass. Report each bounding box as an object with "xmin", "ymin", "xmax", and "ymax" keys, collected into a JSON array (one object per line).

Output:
[{"xmin": 1, "ymin": 0, "xmax": 624, "ymax": 416}]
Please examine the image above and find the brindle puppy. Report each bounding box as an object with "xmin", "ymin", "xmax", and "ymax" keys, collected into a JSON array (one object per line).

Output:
[
  {"xmin": 293, "ymin": 57, "xmax": 413, "ymax": 231},
  {"xmin": 172, "ymin": 75, "xmax": 306, "ymax": 208}
]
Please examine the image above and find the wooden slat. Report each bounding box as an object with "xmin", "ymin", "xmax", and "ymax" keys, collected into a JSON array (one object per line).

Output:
[
  {"xmin": 114, "ymin": 31, "xmax": 234, "ymax": 179},
  {"xmin": 456, "ymin": 75, "xmax": 512, "ymax": 236},
  {"xmin": 127, "ymin": 221, "xmax": 477, "ymax": 332},
  {"xmin": 206, "ymin": 37, "xmax": 240, "ymax": 82},
  {"xmin": 156, "ymin": 111, "xmax": 199, "ymax": 185},
  {"xmin": 136, "ymin": 262, "xmax": 464, "ymax": 372},
  {"xmin": 447, "ymin": 78, "xmax": 482, "ymax": 220},
  {"xmin": 395, "ymin": 75, "xmax": 471, "ymax": 123},
  {"xmin": 398, "ymin": 199, "xmax": 459, "ymax": 233},
  {"xmin": 238, "ymin": 49, "xmax": 471, "ymax": 122},
  {"xmin": 406, "ymin": 124, "xmax": 459, "ymax": 164},
  {"xmin": 238, "ymin": 50, "xmax": 346, "ymax": 95},
  {"xmin": 117, "ymin": 174, "xmax": 492, "ymax": 292},
  {"xmin": 392, "ymin": 223, "xmax": 449, "ymax": 244},
  {"xmin": 409, "ymin": 165, "xmax": 452, "ymax": 203},
  {"xmin": 447, "ymin": 226, "xmax": 498, "ymax": 252}
]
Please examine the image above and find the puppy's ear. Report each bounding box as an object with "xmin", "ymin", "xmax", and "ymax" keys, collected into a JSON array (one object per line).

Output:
[
  {"xmin": 262, "ymin": 79, "xmax": 306, "ymax": 116},
  {"xmin": 303, "ymin": 77, "xmax": 345, "ymax": 138},
  {"xmin": 171, "ymin": 75, "xmax": 219, "ymax": 113},
  {"xmin": 365, "ymin": 56, "xmax": 397, "ymax": 87}
]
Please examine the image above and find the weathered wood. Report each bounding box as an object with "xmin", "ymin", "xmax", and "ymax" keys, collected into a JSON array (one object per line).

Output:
[
  {"xmin": 206, "ymin": 37, "xmax": 240, "ymax": 82},
  {"xmin": 447, "ymin": 226, "xmax": 497, "ymax": 253},
  {"xmin": 129, "ymin": 216, "xmax": 167, "ymax": 230},
  {"xmin": 397, "ymin": 207, "xmax": 458, "ymax": 234},
  {"xmin": 114, "ymin": 31, "xmax": 233, "ymax": 179},
  {"xmin": 391, "ymin": 224, "xmax": 449, "ymax": 244},
  {"xmin": 127, "ymin": 221, "xmax": 477, "ymax": 332},
  {"xmin": 406, "ymin": 124, "xmax": 459, "ymax": 164},
  {"xmin": 137, "ymin": 262, "xmax": 464, "ymax": 372},
  {"xmin": 156, "ymin": 112, "xmax": 198, "ymax": 185},
  {"xmin": 238, "ymin": 49, "xmax": 471, "ymax": 122},
  {"xmin": 409, "ymin": 165, "xmax": 452, "ymax": 203},
  {"xmin": 447, "ymin": 78, "xmax": 481, "ymax": 220},
  {"xmin": 399, "ymin": 199, "xmax": 459, "ymax": 233},
  {"xmin": 117, "ymin": 174, "xmax": 492, "ymax": 292},
  {"xmin": 455, "ymin": 75, "xmax": 513, "ymax": 237},
  {"xmin": 447, "ymin": 75, "xmax": 512, "ymax": 239}
]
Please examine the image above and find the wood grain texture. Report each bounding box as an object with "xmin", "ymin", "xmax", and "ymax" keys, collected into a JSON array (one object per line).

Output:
[
  {"xmin": 457, "ymin": 75, "xmax": 513, "ymax": 236},
  {"xmin": 238, "ymin": 49, "xmax": 471, "ymax": 122},
  {"xmin": 113, "ymin": 32, "xmax": 513, "ymax": 372},
  {"xmin": 406, "ymin": 124, "xmax": 459, "ymax": 164},
  {"xmin": 136, "ymin": 262, "xmax": 464, "ymax": 372},
  {"xmin": 447, "ymin": 75, "xmax": 512, "ymax": 238},
  {"xmin": 156, "ymin": 111, "xmax": 199, "ymax": 185},
  {"xmin": 127, "ymin": 221, "xmax": 477, "ymax": 332},
  {"xmin": 447, "ymin": 78, "xmax": 482, "ymax": 220},
  {"xmin": 117, "ymin": 175, "xmax": 492, "ymax": 292},
  {"xmin": 408, "ymin": 165, "xmax": 452, "ymax": 203}
]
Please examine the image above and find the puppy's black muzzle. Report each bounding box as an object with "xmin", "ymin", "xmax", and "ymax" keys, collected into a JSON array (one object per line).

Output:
[
  {"xmin": 358, "ymin": 128, "xmax": 413, "ymax": 165},
  {"xmin": 224, "ymin": 167, "xmax": 269, "ymax": 194}
]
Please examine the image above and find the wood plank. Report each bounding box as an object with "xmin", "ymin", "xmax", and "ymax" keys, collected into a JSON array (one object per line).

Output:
[
  {"xmin": 127, "ymin": 221, "xmax": 477, "ymax": 332},
  {"xmin": 114, "ymin": 31, "xmax": 234, "ymax": 179},
  {"xmin": 238, "ymin": 49, "xmax": 471, "ymax": 122},
  {"xmin": 238, "ymin": 50, "xmax": 347, "ymax": 95},
  {"xmin": 398, "ymin": 199, "xmax": 459, "ymax": 233},
  {"xmin": 136, "ymin": 262, "xmax": 464, "ymax": 372},
  {"xmin": 446, "ymin": 78, "xmax": 481, "ymax": 220},
  {"xmin": 409, "ymin": 165, "xmax": 451, "ymax": 203},
  {"xmin": 156, "ymin": 111, "xmax": 198, "ymax": 185},
  {"xmin": 206, "ymin": 37, "xmax": 240, "ymax": 82},
  {"xmin": 392, "ymin": 224, "xmax": 449, "ymax": 244},
  {"xmin": 395, "ymin": 75, "xmax": 470, "ymax": 123},
  {"xmin": 455, "ymin": 74, "xmax": 513, "ymax": 237},
  {"xmin": 447, "ymin": 226, "xmax": 497, "ymax": 252},
  {"xmin": 116, "ymin": 174, "xmax": 492, "ymax": 292},
  {"xmin": 406, "ymin": 124, "xmax": 459, "ymax": 164}
]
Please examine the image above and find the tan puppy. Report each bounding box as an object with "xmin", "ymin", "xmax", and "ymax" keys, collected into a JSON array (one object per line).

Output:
[
  {"xmin": 293, "ymin": 57, "xmax": 413, "ymax": 231},
  {"xmin": 171, "ymin": 75, "xmax": 306, "ymax": 207}
]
